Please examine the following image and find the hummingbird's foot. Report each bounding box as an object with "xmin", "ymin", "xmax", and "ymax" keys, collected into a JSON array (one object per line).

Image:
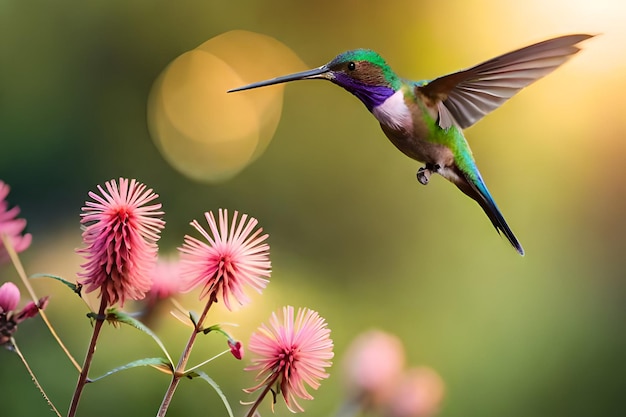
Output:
[
  {"xmin": 417, "ymin": 167, "xmax": 431, "ymax": 185},
  {"xmin": 416, "ymin": 164, "xmax": 440, "ymax": 185}
]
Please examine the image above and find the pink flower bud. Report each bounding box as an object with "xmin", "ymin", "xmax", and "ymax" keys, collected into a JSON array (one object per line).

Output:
[
  {"xmin": 14, "ymin": 296, "xmax": 48, "ymax": 322},
  {"xmin": 0, "ymin": 282, "xmax": 20, "ymax": 313},
  {"xmin": 228, "ymin": 340, "xmax": 244, "ymax": 360}
]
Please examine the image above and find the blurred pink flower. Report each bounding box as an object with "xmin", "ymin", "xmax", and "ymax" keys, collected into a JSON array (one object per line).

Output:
[
  {"xmin": 0, "ymin": 180, "xmax": 32, "ymax": 264},
  {"xmin": 0, "ymin": 282, "xmax": 48, "ymax": 345},
  {"xmin": 179, "ymin": 209, "xmax": 270, "ymax": 310},
  {"xmin": 77, "ymin": 178, "xmax": 165, "ymax": 307},
  {"xmin": 384, "ymin": 367, "xmax": 445, "ymax": 417},
  {"xmin": 342, "ymin": 330, "xmax": 406, "ymax": 406},
  {"xmin": 245, "ymin": 306, "xmax": 334, "ymax": 413},
  {"xmin": 148, "ymin": 258, "xmax": 182, "ymax": 302}
]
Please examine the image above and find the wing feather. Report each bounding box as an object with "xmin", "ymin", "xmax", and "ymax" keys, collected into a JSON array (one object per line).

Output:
[{"xmin": 419, "ymin": 34, "xmax": 594, "ymax": 129}]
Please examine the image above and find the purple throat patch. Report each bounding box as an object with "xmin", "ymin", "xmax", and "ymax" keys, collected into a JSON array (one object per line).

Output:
[{"xmin": 332, "ymin": 73, "xmax": 395, "ymax": 111}]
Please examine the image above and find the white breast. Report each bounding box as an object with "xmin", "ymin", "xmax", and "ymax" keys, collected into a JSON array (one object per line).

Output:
[{"xmin": 371, "ymin": 89, "xmax": 413, "ymax": 131}]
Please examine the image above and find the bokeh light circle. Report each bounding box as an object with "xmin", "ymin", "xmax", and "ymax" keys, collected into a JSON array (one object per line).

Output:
[{"xmin": 147, "ymin": 30, "xmax": 305, "ymax": 183}]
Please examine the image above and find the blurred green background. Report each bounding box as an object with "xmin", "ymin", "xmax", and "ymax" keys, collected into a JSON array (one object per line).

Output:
[{"xmin": 1, "ymin": 0, "xmax": 625, "ymax": 416}]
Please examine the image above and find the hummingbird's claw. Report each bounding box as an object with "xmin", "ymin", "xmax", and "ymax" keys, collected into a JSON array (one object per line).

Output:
[
  {"xmin": 416, "ymin": 164, "xmax": 440, "ymax": 185},
  {"xmin": 417, "ymin": 167, "xmax": 431, "ymax": 185}
]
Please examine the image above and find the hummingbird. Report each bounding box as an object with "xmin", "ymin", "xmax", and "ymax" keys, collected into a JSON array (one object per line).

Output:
[{"xmin": 228, "ymin": 34, "xmax": 594, "ymax": 255}]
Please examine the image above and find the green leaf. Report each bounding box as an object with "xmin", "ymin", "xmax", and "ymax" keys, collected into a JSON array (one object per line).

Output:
[
  {"xmin": 189, "ymin": 310, "xmax": 199, "ymax": 327},
  {"xmin": 29, "ymin": 273, "xmax": 82, "ymax": 296},
  {"xmin": 105, "ymin": 309, "xmax": 174, "ymax": 365},
  {"xmin": 88, "ymin": 357, "xmax": 172, "ymax": 382},
  {"xmin": 191, "ymin": 371, "xmax": 235, "ymax": 417},
  {"xmin": 202, "ymin": 323, "xmax": 221, "ymax": 335}
]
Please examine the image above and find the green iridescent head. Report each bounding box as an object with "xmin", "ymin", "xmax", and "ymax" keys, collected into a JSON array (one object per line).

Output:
[{"xmin": 326, "ymin": 49, "xmax": 401, "ymax": 90}]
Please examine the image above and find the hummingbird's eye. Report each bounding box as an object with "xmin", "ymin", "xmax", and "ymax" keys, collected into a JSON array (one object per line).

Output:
[{"xmin": 347, "ymin": 62, "xmax": 356, "ymax": 71}]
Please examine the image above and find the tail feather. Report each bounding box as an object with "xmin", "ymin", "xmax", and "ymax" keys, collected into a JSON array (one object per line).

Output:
[{"xmin": 442, "ymin": 165, "xmax": 524, "ymax": 255}]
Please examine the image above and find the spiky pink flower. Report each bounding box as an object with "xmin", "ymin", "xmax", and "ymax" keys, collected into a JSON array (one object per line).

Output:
[
  {"xmin": 179, "ymin": 209, "xmax": 270, "ymax": 310},
  {"xmin": 245, "ymin": 306, "xmax": 334, "ymax": 413},
  {"xmin": 0, "ymin": 181, "xmax": 32, "ymax": 264},
  {"xmin": 77, "ymin": 178, "xmax": 165, "ymax": 307}
]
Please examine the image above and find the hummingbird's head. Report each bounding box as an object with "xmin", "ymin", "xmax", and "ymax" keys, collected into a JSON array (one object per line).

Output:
[
  {"xmin": 326, "ymin": 50, "xmax": 399, "ymax": 88},
  {"xmin": 323, "ymin": 49, "xmax": 400, "ymax": 110},
  {"xmin": 228, "ymin": 49, "xmax": 400, "ymax": 111}
]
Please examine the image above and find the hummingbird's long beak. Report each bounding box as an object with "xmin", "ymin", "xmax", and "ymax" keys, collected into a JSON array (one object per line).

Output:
[{"xmin": 227, "ymin": 65, "xmax": 330, "ymax": 93}]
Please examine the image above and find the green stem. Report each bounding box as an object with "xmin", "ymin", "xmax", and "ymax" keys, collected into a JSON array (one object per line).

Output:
[
  {"xmin": 244, "ymin": 374, "xmax": 279, "ymax": 417},
  {"xmin": 183, "ymin": 349, "xmax": 229, "ymax": 374},
  {"xmin": 1, "ymin": 233, "xmax": 82, "ymax": 372},
  {"xmin": 67, "ymin": 296, "xmax": 107, "ymax": 417},
  {"xmin": 11, "ymin": 337, "xmax": 62, "ymax": 417},
  {"xmin": 156, "ymin": 294, "xmax": 216, "ymax": 417}
]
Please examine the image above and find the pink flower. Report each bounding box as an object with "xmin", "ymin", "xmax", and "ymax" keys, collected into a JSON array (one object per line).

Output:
[
  {"xmin": 77, "ymin": 178, "xmax": 165, "ymax": 307},
  {"xmin": 179, "ymin": 209, "xmax": 270, "ymax": 310},
  {"xmin": 0, "ymin": 282, "xmax": 48, "ymax": 345},
  {"xmin": 383, "ymin": 367, "xmax": 445, "ymax": 417},
  {"xmin": 342, "ymin": 330, "xmax": 406, "ymax": 407},
  {"xmin": 148, "ymin": 258, "xmax": 182, "ymax": 302},
  {"xmin": 245, "ymin": 306, "xmax": 334, "ymax": 413},
  {"xmin": 0, "ymin": 181, "xmax": 32, "ymax": 264}
]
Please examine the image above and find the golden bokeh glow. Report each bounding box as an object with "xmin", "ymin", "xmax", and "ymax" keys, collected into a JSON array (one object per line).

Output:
[{"xmin": 147, "ymin": 30, "xmax": 306, "ymax": 182}]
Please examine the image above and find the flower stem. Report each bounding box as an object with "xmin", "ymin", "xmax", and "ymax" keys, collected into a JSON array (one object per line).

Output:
[
  {"xmin": 11, "ymin": 337, "xmax": 62, "ymax": 417},
  {"xmin": 244, "ymin": 374, "xmax": 279, "ymax": 417},
  {"xmin": 183, "ymin": 349, "xmax": 229, "ymax": 374},
  {"xmin": 67, "ymin": 296, "xmax": 107, "ymax": 417},
  {"xmin": 332, "ymin": 398, "xmax": 365, "ymax": 417},
  {"xmin": 156, "ymin": 294, "xmax": 216, "ymax": 417},
  {"xmin": 1, "ymin": 233, "xmax": 82, "ymax": 372}
]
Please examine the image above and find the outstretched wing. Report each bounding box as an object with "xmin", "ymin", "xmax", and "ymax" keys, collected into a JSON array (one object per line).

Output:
[{"xmin": 418, "ymin": 34, "xmax": 594, "ymax": 129}]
